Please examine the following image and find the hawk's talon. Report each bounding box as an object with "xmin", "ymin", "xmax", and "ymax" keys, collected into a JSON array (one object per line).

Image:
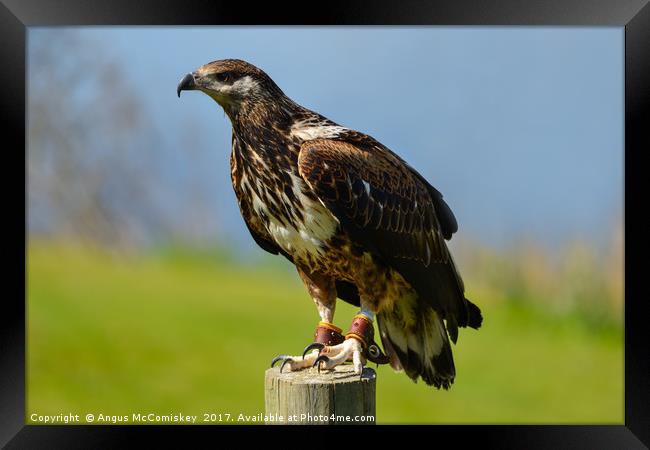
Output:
[
  {"xmin": 313, "ymin": 355, "xmax": 330, "ymax": 373},
  {"xmin": 280, "ymin": 358, "xmax": 294, "ymax": 373},
  {"xmin": 270, "ymin": 355, "xmax": 289, "ymax": 368},
  {"xmin": 302, "ymin": 342, "xmax": 325, "ymax": 359}
]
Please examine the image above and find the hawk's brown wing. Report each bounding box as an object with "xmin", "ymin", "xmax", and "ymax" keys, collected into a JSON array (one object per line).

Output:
[{"xmin": 298, "ymin": 137, "xmax": 481, "ymax": 342}]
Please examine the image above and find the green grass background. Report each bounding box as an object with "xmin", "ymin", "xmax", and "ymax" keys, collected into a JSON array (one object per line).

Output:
[{"xmin": 27, "ymin": 242, "xmax": 623, "ymax": 424}]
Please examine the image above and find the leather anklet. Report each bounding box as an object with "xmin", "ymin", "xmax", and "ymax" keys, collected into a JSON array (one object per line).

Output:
[
  {"xmin": 345, "ymin": 314, "xmax": 390, "ymax": 365},
  {"xmin": 314, "ymin": 321, "xmax": 344, "ymax": 346}
]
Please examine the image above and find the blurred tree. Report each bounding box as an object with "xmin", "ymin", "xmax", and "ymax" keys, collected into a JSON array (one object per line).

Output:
[
  {"xmin": 28, "ymin": 30, "xmax": 219, "ymax": 249},
  {"xmin": 29, "ymin": 30, "xmax": 153, "ymax": 247}
]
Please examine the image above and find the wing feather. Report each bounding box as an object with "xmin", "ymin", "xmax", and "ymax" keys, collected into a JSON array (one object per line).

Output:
[{"xmin": 298, "ymin": 137, "xmax": 481, "ymax": 337}]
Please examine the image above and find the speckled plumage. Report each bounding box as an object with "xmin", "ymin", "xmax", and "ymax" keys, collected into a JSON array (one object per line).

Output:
[{"xmin": 180, "ymin": 59, "xmax": 482, "ymax": 388}]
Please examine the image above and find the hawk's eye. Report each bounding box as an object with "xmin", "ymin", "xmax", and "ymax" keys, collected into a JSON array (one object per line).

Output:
[{"xmin": 215, "ymin": 72, "xmax": 232, "ymax": 83}]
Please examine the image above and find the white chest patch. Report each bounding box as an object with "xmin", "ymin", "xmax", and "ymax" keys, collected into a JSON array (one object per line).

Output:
[{"xmin": 242, "ymin": 170, "xmax": 339, "ymax": 260}]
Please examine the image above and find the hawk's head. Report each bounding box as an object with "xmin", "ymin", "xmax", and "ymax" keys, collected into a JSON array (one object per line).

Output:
[{"xmin": 177, "ymin": 59, "xmax": 283, "ymax": 114}]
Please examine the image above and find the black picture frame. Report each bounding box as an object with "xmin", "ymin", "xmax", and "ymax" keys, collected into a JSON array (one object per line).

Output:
[{"xmin": 3, "ymin": 0, "xmax": 648, "ymax": 447}]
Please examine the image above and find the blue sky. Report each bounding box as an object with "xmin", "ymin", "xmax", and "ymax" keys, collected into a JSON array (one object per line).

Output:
[{"xmin": 29, "ymin": 27, "xmax": 623, "ymax": 252}]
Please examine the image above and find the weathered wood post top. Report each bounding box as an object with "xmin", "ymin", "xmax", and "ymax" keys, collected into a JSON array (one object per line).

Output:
[{"xmin": 264, "ymin": 365, "xmax": 376, "ymax": 424}]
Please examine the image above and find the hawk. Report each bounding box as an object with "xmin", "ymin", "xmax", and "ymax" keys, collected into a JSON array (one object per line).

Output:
[{"xmin": 177, "ymin": 59, "xmax": 482, "ymax": 388}]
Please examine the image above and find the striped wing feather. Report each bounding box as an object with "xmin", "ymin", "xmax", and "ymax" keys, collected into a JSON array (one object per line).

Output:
[{"xmin": 298, "ymin": 138, "xmax": 480, "ymax": 341}]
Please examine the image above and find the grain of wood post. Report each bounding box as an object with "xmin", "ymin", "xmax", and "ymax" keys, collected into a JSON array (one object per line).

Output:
[{"xmin": 264, "ymin": 365, "xmax": 376, "ymax": 424}]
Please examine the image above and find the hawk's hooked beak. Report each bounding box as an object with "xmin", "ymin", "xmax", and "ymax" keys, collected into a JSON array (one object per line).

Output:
[{"xmin": 177, "ymin": 73, "xmax": 196, "ymax": 98}]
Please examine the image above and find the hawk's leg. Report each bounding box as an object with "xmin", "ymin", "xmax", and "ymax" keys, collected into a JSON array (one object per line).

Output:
[
  {"xmin": 313, "ymin": 299, "xmax": 378, "ymax": 375},
  {"xmin": 269, "ymin": 268, "xmax": 340, "ymax": 372}
]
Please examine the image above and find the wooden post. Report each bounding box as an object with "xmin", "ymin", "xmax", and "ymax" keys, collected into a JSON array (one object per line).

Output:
[{"xmin": 264, "ymin": 365, "xmax": 376, "ymax": 424}]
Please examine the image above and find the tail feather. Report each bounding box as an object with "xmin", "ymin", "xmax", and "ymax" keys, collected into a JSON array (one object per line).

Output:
[
  {"xmin": 378, "ymin": 306, "xmax": 455, "ymax": 389},
  {"xmin": 466, "ymin": 298, "xmax": 483, "ymax": 329}
]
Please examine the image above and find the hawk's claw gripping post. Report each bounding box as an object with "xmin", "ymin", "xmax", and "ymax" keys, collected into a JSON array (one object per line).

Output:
[
  {"xmin": 302, "ymin": 342, "xmax": 325, "ymax": 359},
  {"xmin": 280, "ymin": 358, "xmax": 294, "ymax": 373},
  {"xmin": 313, "ymin": 355, "xmax": 330, "ymax": 373},
  {"xmin": 271, "ymin": 355, "xmax": 289, "ymax": 368}
]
